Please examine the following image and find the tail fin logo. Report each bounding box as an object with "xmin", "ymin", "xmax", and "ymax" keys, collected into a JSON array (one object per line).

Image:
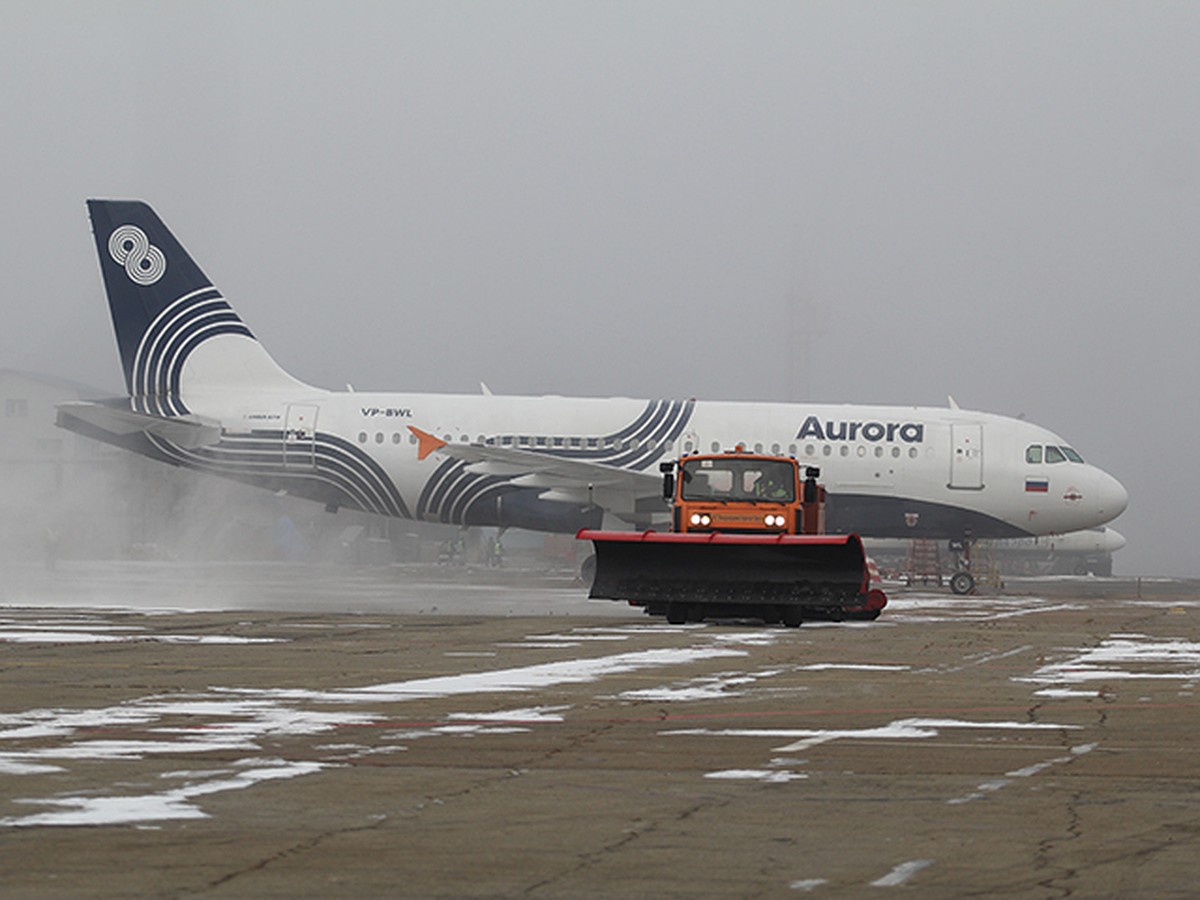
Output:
[{"xmin": 108, "ymin": 225, "xmax": 167, "ymax": 286}]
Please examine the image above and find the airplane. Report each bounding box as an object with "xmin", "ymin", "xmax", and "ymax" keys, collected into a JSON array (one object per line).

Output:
[{"xmin": 58, "ymin": 200, "xmax": 1128, "ymax": 578}]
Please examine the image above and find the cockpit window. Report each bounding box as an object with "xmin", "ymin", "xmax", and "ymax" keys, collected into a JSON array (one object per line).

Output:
[
  {"xmin": 1025, "ymin": 445, "xmax": 1043, "ymax": 464},
  {"xmin": 1061, "ymin": 446, "xmax": 1084, "ymax": 463},
  {"xmin": 1044, "ymin": 445, "xmax": 1067, "ymax": 464}
]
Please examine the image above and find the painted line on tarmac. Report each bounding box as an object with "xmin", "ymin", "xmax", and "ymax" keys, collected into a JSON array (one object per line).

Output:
[
  {"xmin": 947, "ymin": 742, "xmax": 1098, "ymax": 805},
  {"xmin": 871, "ymin": 859, "xmax": 935, "ymax": 886}
]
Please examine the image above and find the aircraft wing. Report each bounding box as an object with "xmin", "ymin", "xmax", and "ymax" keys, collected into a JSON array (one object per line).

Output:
[
  {"xmin": 409, "ymin": 426, "xmax": 661, "ymax": 502},
  {"xmin": 57, "ymin": 401, "xmax": 222, "ymax": 449}
]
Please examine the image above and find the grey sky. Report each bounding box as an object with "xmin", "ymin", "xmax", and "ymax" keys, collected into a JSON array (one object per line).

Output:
[{"xmin": 2, "ymin": 2, "xmax": 1197, "ymax": 575}]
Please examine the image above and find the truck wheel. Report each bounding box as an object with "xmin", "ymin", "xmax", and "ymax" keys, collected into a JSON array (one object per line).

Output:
[
  {"xmin": 666, "ymin": 603, "xmax": 688, "ymax": 625},
  {"xmin": 781, "ymin": 607, "xmax": 803, "ymax": 628},
  {"xmin": 949, "ymin": 571, "xmax": 975, "ymax": 595}
]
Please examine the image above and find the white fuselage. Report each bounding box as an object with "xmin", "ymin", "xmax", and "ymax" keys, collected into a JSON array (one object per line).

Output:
[{"xmin": 186, "ymin": 381, "xmax": 1127, "ymax": 540}]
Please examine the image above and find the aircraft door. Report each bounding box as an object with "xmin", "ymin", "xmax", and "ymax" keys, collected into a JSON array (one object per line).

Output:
[
  {"xmin": 284, "ymin": 404, "xmax": 319, "ymax": 469},
  {"xmin": 948, "ymin": 423, "xmax": 983, "ymax": 489}
]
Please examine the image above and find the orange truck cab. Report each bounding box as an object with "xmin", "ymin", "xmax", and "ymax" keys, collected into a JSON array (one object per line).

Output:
[{"xmin": 662, "ymin": 453, "xmax": 825, "ymax": 536}]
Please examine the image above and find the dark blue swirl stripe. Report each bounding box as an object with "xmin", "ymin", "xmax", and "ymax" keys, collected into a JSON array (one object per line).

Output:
[
  {"xmin": 147, "ymin": 430, "xmax": 409, "ymax": 519},
  {"xmin": 132, "ymin": 287, "xmax": 255, "ymax": 416}
]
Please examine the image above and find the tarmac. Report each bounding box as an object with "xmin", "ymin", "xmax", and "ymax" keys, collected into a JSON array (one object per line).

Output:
[{"xmin": 2, "ymin": 562, "xmax": 1199, "ymax": 897}]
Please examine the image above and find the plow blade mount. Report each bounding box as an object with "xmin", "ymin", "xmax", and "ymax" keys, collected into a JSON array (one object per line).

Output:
[{"xmin": 579, "ymin": 530, "xmax": 883, "ymax": 621}]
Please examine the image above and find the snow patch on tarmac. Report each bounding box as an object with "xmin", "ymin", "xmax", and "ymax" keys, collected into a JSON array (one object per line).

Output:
[
  {"xmin": 705, "ymin": 769, "xmax": 807, "ymax": 783},
  {"xmin": 447, "ymin": 706, "xmax": 569, "ymax": 723},
  {"xmin": 232, "ymin": 645, "xmax": 747, "ymax": 705},
  {"xmin": 617, "ymin": 668, "xmax": 786, "ymax": 701},
  {"xmin": 2, "ymin": 759, "xmax": 325, "ymax": 827},
  {"xmin": 669, "ymin": 717, "xmax": 1075, "ymax": 752},
  {"xmin": 0, "ymin": 614, "xmax": 281, "ymax": 645},
  {"xmin": 1019, "ymin": 634, "xmax": 1200, "ymax": 694},
  {"xmin": 0, "ymin": 641, "xmax": 748, "ymax": 827},
  {"xmin": 884, "ymin": 594, "xmax": 1083, "ymax": 623}
]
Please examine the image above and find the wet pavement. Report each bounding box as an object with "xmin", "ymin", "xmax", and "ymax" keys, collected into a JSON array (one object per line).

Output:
[{"xmin": 2, "ymin": 563, "xmax": 1199, "ymax": 896}]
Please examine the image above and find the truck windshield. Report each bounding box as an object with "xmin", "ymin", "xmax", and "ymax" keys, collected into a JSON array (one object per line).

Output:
[{"xmin": 680, "ymin": 458, "xmax": 795, "ymax": 502}]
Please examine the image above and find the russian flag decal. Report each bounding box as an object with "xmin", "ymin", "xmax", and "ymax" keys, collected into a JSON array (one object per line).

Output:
[{"xmin": 1025, "ymin": 478, "xmax": 1049, "ymax": 493}]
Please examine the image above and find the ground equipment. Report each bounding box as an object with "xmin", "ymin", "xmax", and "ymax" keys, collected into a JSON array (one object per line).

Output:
[{"xmin": 578, "ymin": 452, "xmax": 886, "ymax": 625}]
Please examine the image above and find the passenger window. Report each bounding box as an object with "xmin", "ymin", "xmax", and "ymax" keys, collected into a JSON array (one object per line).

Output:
[
  {"xmin": 1045, "ymin": 445, "xmax": 1066, "ymax": 464},
  {"xmin": 1026, "ymin": 445, "xmax": 1043, "ymax": 464}
]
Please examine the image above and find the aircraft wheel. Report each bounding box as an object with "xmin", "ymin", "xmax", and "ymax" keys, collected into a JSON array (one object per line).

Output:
[
  {"xmin": 1073, "ymin": 562, "xmax": 1089, "ymax": 576},
  {"xmin": 949, "ymin": 571, "xmax": 975, "ymax": 595},
  {"xmin": 666, "ymin": 603, "xmax": 688, "ymax": 625},
  {"xmin": 579, "ymin": 554, "xmax": 597, "ymax": 587}
]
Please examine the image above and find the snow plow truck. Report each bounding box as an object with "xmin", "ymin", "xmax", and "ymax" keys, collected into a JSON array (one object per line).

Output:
[{"xmin": 578, "ymin": 451, "xmax": 886, "ymax": 626}]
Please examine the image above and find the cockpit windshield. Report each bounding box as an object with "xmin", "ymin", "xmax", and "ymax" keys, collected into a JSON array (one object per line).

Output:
[
  {"xmin": 680, "ymin": 457, "xmax": 795, "ymax": 502},
  {"xmin": 1026, "ymin": 443, "xmax": 1085, "ymax": 465}
]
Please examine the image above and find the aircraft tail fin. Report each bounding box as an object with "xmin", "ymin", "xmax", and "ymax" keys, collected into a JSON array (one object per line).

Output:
[{"xmin": 87, "ymin": 199, "xmax": 310, "ymax": 415}]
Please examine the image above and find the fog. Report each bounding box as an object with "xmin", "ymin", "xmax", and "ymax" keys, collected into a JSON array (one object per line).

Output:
[{"xmin": 1, "ymin": 2, "xmax": 1197, "ymax": 575}]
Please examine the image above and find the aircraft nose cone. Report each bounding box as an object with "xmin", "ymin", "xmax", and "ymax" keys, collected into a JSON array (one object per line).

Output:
[
  {"xmin": 1095, "ymin": 470, "xmax": 1129, "ymax": 522},
  {"xmin": 1103, "ymin": 528, "xmax": 1128, "ymax": 553}
]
